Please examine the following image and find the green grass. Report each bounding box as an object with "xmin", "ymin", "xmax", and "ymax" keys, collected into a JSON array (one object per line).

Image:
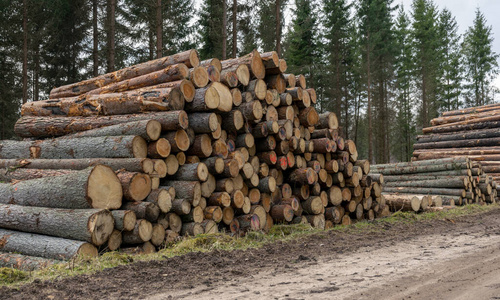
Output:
[{"xmin": 0, "ymin": 204, "xmax": 497, "ymax": 287}]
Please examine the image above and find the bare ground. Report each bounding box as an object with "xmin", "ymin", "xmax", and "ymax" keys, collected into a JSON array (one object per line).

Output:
[{"xmin": 2, "ymin": 207, "xmax": 500, "ymax": 300}]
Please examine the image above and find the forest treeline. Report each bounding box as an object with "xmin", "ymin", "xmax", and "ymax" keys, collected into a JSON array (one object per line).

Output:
[{"xmin": 0, "ymin": 0, "xmax": 498, "ymax": 163}]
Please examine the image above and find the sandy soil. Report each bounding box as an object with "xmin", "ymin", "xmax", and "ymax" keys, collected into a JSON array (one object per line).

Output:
[{"xmin": 3, "ymin": 207, "xmax": 500, "ymax": 300}]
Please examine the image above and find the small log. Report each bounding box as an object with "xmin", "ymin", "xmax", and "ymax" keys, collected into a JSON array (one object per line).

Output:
[
  {"xmin": 0, "ymin": 204, "xmax": 114, "ymax": 246},
  {"xmin": 117, "ymin": 171, "xmax": 152, "ymax": 202},
  {"xmin": 111, "ymin": 210, "xmax": 137, "ymax": 231},
  {"xmin": 145, "ymin": 188, "xmax": 172, "ymax": 213},
  {"xmin": 204, "ymin": 206, "xmax": 223, "ymax": 223},
  {"xmin": 122, "ymin": 219, "xmax": 153, "ymax": 244},
  {"xmin": 0, "ymin": 252, "xmax": 60, "ymax": 271},
  {"xmin": 0, "ymin": 228, "xmax": 97, "ymax": 261},
  {"xmin": 181, "ymin": 222, "xmax": 204, "ymax": 236},
  {"xmin": 121, "ymin": 202, "xmax": 160, "ymax": 223},
  {"xmin": 185, "ymin": 85, "xmax": 220, "ymax": 112}
]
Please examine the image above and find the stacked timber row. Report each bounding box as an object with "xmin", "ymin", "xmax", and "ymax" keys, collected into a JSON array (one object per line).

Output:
[
  {"xmin": 371, "ymin": 157, "xmax": 496, "ymax": 213},
  {"xmin": 0, "ymin": 49, "xmax": 386, "ymax": 269},
  {"xmin": 412, "ymin": 103, "xmax": 500, "ymax": 202}
]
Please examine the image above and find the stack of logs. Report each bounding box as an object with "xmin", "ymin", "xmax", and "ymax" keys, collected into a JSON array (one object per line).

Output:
[
  {"xmin": 0, "ymin": 49, "xmax": 388, "ymax": 269},
  {"xmin": 412, "ymin": 103, "xmax": 500, "ymax": 201},
  {"xmin": 371, "ymin": 157, "xmax": 497, "ymax": 213}
]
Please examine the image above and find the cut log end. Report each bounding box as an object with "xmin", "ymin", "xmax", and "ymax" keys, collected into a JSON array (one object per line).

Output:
[
  {"xmin": 132, "ymin": 136, "xmax": 148, "ymax": 158},
  {"xmin": 87, "ymin": 165, "xmax": 123, "ymax": 209},
  {"xmin": 77, "ymin": 243, "xmax": 100, "ymax": 258},
  {"xmin": 88, "ymin": 210, "xmax": 115, "ymax": 246},
  {"xmin": 146, "ymin": 120, "xmax": 162, "ymax": 141}
]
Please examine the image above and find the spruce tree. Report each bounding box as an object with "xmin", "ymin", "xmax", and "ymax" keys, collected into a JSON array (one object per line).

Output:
[
  {"xmin": 238, "ymin": 0, "xmax": 258, "ymax": 55},
  {"xmin": 284, "ymin": 0, "xmax": 319, "ymax": 79},
  {"xmin": 437, "ymin": 8, "xmax": 463, "ymax": 111},
  {"xmin": 393, "ymin": 6, "xmax": 415, "ymax": 161},
  {"xmin": 198, "ymin": 0, "xmax": 225, "ymax": 59},
  {"xmin": 257, "ymin": 0, "xmax": 286, "ymax": 52},
  {"xmin": 462, "ymin": 8, "xmax": 499, "ymax": 106},
  {"xmin": 411, "ymin": 0, "xmax": 440, "ymax": 128}
]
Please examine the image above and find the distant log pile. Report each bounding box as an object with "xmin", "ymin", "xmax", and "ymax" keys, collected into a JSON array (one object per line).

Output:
[
  {"xmin": 412, "ymin": 103, "xmax": 500, "ymax": 202},
  {"xmin": 0, "ymin": 49, "xmax": 388, "ymax": 268},
  {"xmin": 371, "ymin": 157, "xmax": 497, "ymax": 211}
]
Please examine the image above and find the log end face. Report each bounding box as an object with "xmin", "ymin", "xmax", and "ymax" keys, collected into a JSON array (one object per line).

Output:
[
  {"xmin": 189, "ymin": 49, "xmax": 200, "ymax": 68},
  {"xmin": 236, "ymin": 65, "xmax": 250, "ymax": 86},
  {"xmin": 123, "ymin": 210, "xmax": 137, "ymax": 231},
  {"xmin": 146, "ymin": 120, "xmax": 162, "ymax": 141},
  {"xmin": 180, "ymin": 80, "xmax": 196, "ymax": 102},
  {"xmin": 132, "ymin": 136, "xmax": 148, "ymax": 158},
  {"xmin": 175, "ymin": 130, "xmax": 191, "ymax": 152},
  {"xmin": 130, "ymin": 173, "xmax": 153, "ymax": 201},
  {"xmin": 205, "ymin": 86, "xmax": 221, "ymax": 109},
  {"xmin": 76, "ymin": 243, "xmax": 99, "ymax": 259},
  {"xmin": 197, "ymin": 163, "xmax": 209, "ymax": 182},
  {"xmin": 250, "ymin": 50, "xmax": 266, "ymax": 80},
  {"xmin": 88, "ymin": 210, "xmax": 115, "ymax": 246},
  {"xmin": 191, "ymin": 67, "xmax": 209, "ymax": 88},
  {"xmin": 87, "ymin": 165, "xmax": 123, "ymax": 209}
]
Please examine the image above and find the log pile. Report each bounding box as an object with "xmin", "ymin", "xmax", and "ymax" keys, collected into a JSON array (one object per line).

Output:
[
  {"xmin": 0, "ymin": 49, "xmax": 387, "ymax": 266},
  {"xmin": 371, "ymin": 157, "xmax": 497, "ymax": 211},
  {"xmin": 412, "ymin": 103, "xmax": 500, "ymax": 202}
]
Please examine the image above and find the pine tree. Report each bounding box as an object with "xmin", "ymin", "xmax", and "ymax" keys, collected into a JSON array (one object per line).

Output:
[
  {"xmin": 257, "ymin": 0, "xmax": 286, "ymax": 52},
  {"xmin": 284, "ymin": 0, "xmax": 319, "ymax": 79},
  {"xmin": 462, "ymin": 8, "xmax": 499, "ymax": 107},
  {"xmin": 238, "ymin": 0, "xmax": 258, "ymax": 55},
  {"xmin": 393, "ymin": 6, "xmax": 415, "ymax": 161},
  {"xmin": 437, "ymin": 8, "xmax": 463, "ymax": 111},
  {"xmin": 0, "ymin": 0, "xmax": 22, "ymax": 139},
  {"xmin": 322, "ymin": 0, "xmax": 353, "ymax": 134},
  {"xmin": 198, "ymin": 0, "xmax": 225, "ymax": 59},
  {"xmin": 411, "ymin": 0, "xmax": 440, "ymax": 128},
  {"xmin": 358, "ymin": 0, "xmax": 396, "ymax": 163}
]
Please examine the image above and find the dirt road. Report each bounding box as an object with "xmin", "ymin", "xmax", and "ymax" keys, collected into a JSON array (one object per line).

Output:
[{"xmin": 3, "ymin": 207, "xmax": 500, "ymax": 299}]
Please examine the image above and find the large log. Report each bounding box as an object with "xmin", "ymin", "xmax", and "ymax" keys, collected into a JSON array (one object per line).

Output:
[
  {"xmin": 0, "ymin": 158, "xmax": 154, "ymax": 174},
  {"xmin": 0, "ymin": 165, "xmax": 122, "ymax": 209},
  {"xmin": 0, "ymin": 205, "xmax": 114, "ymax": 246},
  {"xmin": 14, "ymin": 110, "xmax": 189, "ymax": 138},
  {"xmin": 422, "ymin": 117, "xmax": 500, "ymax": 134},
  {"xmin": 416, "ymin": 127, "xmax": 500, "ymax": 144},
  {"xmin": 430, "ymin": 110, "xmax": 500, "ymax": 126},
  {"xmin": 0, "ymin": 229, "xmax": 97, "ymax": 261},
  {"xmin": 440, "ymin": 103, "xmax": 500, "ymax": 117},
  {"xmin": 0, "ymin": 136, "xmax": 147, "ymax": 159},
  {"xmin": 0, "ymin": 168, "xmax": 74, "ymax": 181},
  {"xmin": 23, "ymin": 89, "xmax": 185, "ymax": 117},
  {"xmin": 370, "ymin": 162, "xmax": 469, "ymax": 175},
  {"xmin": 0, "ymin": 252, "xmax": 60, "ymax": 270},
  {"xmin": 59, "ymin": 120, "xmax": 161, "ymax": 142},
  {"xmin": 413, "ymin": 137, "xmax": 500, "ymax": 150},
  {"xmin": 49, "ymin": 49, "xmax": 199, "ymax": 98},
  {"xmin": 383, "ymin": 194, "xmax": 422, "ymax": 212},
  {"xmin": 384, "ymin": 177, "xmax": 468, "ymax": 188},
  {"xmin": 383, "ymin": 187, "xmax": 466, "ymax": 197}
]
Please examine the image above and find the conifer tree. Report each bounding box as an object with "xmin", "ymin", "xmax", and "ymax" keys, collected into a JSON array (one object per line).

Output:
[
  {"xmin": 393, "ymin": 6, "xmax": 415, "ymax": 161},
  {"xmin": 462, "ymin": 8, "xmax": 499, "ymax": 106},
  {"xmin": 437, "ymin": 8, "xmax": 463, "ymax": 111}
]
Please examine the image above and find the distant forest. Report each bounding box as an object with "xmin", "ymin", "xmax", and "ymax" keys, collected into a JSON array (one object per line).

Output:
[{"xmin": 0, "ymin": 0, "xmax": 498, "ymax": 163}]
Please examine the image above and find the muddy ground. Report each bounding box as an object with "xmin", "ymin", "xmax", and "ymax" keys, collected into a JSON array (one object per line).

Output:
[{"xmin": 3, "ymin": 207, "xmax": 500, "ymax": 300}]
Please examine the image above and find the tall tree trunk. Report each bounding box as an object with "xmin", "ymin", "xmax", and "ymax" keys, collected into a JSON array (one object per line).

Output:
[
  {"xmin": 276, "ymin": 0, "xmax": 281, "ymax": 56},
  {"xmin": 22, "ymin": 0, "xmax": 28, "ymax": 104},
  {"xmin": 93, "ymin": 0, "xmax": 99, "ymax": 76},
  {"xmin": 232, "ymin": 0, "xmax": 237, "ymax": 58},
  {"xmin": 148, "ymin": 27, "xmax": 154, "ymax": 61},
  {"xmin": 107, "ymin": 0, "xmax": 116, "ymax": 72},
  {"xmin": 33, "ymin": 45, "xmax": 39, "ymax": 102},
  {"xmin": 156, "ymin": 0, "xmax": 162, "ymax": 58},
  {"xmin": 422, "ymin": 65, "xmax": 427, "ymax": 128},
  {"xmin": 222, "ymin": 0, "xmax": 227, "ymax": 60},
  {"xmin": 367, "ymin": 38, "xmax": 373, "ymax": 163}
]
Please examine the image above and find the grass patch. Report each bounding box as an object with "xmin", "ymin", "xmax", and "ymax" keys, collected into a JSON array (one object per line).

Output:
[{"xmin": 1, "ymin": 204, "xmax": 497, "ymax": 287}]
